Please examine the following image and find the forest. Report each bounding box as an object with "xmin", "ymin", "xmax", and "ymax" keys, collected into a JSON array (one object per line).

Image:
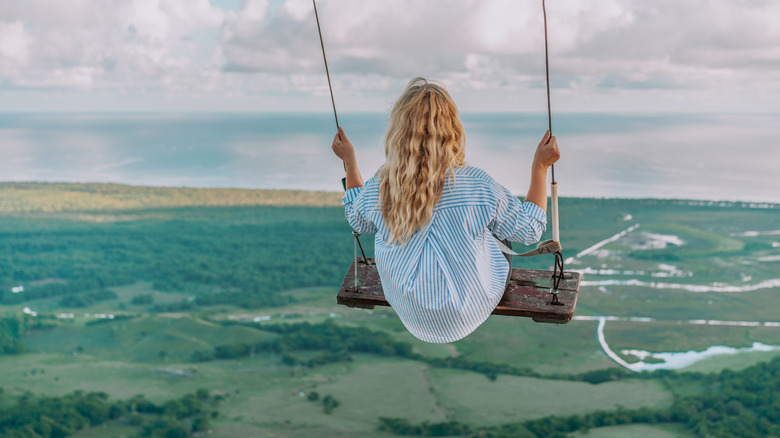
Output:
[
  {"xmin": 0, "ymin": 206, "xmax": 356, "ymax": 309},
  {"xmin": 0, "ymin": 389, "xmax": 220, "ymax": 438}
]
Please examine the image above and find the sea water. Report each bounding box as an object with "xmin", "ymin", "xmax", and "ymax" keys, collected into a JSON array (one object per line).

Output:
[{"xmin": 0, "ymin": 112, "xmax": 778, "ymax": 203}]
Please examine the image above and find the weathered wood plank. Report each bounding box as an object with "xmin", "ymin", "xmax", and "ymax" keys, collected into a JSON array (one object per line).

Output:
[{"xmin": 337, "ymin": 258, "xmax": 579, "ymax": 324}]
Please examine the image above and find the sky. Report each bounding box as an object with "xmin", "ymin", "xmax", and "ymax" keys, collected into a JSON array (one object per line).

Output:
[{"xmin": 0, "ymin": 0, "xmax": 779, "ymax": 113}]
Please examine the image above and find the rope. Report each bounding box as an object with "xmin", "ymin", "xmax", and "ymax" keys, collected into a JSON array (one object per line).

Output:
[
  {"xmin": 313, "ymin": 0, "xmax": 368, "ymax": 288},
  {"xmin": 543, "ymin": 0, "xmax": 566, "ymax": 303},
  {"xmin": 313, "ymin": 0, "xmax": 339, "ymax": 132},
  {"xmin": 542, "ymin": 0, "xmax": 554, "ymax": 184},
  {"xmin": 550, "ymin": 251, "xmax": 564, "ymax": 305}
]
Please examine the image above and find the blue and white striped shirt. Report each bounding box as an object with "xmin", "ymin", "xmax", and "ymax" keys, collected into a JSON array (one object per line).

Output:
[{"xmin": 343, "ymin": 165, "xmax": 546, "ymax": 343}]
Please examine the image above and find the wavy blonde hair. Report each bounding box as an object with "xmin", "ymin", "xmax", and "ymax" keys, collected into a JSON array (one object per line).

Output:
[{"xmin": 379, "ymin": 78, "xmax": 466, "ymax": 244}]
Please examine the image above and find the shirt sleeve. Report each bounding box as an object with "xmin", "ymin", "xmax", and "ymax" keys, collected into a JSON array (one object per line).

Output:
[
  {"xmin": 488, "ymin": 181, "xmax": 547, "ymax": 245},
  {"xmin": 342, "ymin": 186, "xmax": 378, "ymax": 234}
]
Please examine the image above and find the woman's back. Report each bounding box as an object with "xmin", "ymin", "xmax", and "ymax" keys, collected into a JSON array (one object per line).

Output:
[{"xmin": 344, "ymin": 165, "xmax": 546, "ymax": 343}]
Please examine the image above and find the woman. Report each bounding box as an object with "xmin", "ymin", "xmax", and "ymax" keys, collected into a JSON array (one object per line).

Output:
[{"xmin": 332, "ymin": 78, "xmax": 560, "ymax": 343}]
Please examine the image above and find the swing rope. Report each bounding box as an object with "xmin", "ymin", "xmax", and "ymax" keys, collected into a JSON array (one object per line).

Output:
[
  {"xmin": 543, "ymin": 0, "xmax": 555, "ymax": 185},
  {"xmin": 542, "ymin": 0, "xmax": 565, "ymax": 305},
  {"xmin": 313, "ymin": 0, "xmax": 339, "ymax": 132},
  {"xmin": 313, "ymin": 0, "xmax": 368, "ymax": 293}
]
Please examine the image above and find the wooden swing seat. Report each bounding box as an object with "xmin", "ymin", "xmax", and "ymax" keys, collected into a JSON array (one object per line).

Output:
[{"xmin": 337, "ymin": 258, "xmax": 580, "ymax": 324}]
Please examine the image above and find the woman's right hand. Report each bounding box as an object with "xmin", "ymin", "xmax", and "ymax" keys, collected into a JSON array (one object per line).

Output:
[
  {"xmin": 332, "ymin": 127, "xmax": 356, "ymax": 165},
  {"xmin": 532, "ymin": 130, "xmax": 560, "ymax": 171}
]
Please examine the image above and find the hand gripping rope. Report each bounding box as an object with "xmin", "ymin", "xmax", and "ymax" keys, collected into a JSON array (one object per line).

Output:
[{"xmin": 313, "ymin": 0, "xmax": 369, "ymax": 294}]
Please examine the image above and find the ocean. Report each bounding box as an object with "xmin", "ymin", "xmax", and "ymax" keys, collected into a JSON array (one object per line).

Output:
[{"xmin": 0, "ymin": 112, "xmax": 778, "ymax": 203}]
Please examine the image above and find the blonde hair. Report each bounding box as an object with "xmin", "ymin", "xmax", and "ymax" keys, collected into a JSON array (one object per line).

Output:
[{"xmin": 379, "ymin": 78, "xmax": 466, "ymax": 244}]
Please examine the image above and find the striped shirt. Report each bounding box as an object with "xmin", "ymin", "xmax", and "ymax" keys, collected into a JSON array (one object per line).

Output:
[{"xmin": 343, "ymin": 165, "xmax": 546, "ymax": 343}]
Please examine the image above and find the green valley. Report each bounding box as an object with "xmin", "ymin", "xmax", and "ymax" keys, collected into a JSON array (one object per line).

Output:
[{"xmin": 1, "ymin": 183, "xmax": 779, "ymax": 437}]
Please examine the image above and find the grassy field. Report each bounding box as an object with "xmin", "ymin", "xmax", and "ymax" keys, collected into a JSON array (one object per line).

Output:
[
  {"xmin": 0, "ymin": 350, "xmax": 675, "ymax": 437},
  {"xmin": 569, "ymin": 423, "xmax": 696, "ymax": 438},
  {"xmin": 1, "ymin": 186, "xmax": 780, "ymax": 436},
  {"xmin": 426, "ymin": 368, "xmax": 671, "ymax": 425},
  {"xmin": 23, "ymin": 314, "xmax": 278, "ymax": 363}
]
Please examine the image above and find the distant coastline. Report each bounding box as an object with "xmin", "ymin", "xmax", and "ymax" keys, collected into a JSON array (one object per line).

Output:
[
  {"xmin": 0, "ymin": 181, "xmax": 343, "ymax": 213},
  {"xmin": 0, "ymin": 181, "xmax": 777, "ymax": 214}
]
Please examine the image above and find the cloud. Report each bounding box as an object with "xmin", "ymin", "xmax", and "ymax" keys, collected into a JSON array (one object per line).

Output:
[
  {"xmin": 216, "ymin": 0, "xmax": 780, "ymax": 104},
  {"xmin": 0, "ymin": 0, "xmax": 778, "ymax": 111},
  {"xmin": 0, "ymin": 0, "xmax": 225, "ymax": 90},
  {"xmin": 550, "ymin": 1, "xmax": 780, "ymax": 91},
  {"xmin": 0, "ymin": 21, "xmax": 33, "ymax": 65},
  {"xmin": 221, "ymin": 1, "xmax": 496, "ymax": 77}
]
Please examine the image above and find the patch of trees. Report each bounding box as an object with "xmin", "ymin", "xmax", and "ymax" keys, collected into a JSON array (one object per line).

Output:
[
  {"xmin": 132, "ymin": 390, "xmax": 217, "ymax": 437},
  {"xmin": 422, "ymin": 356, "xmax": 637, "ymax": 384},
  {"xmin": 149, "ymin": 300, "xmax": 197, "ymax": 313},
  {"xmin": 27, "ymin": 317, "xmax": 58, "ymax": 331},
  {"xmin": 566, "ymin": 367, "xmax": 636, "ymax": 384},
  {"xmin": 0, "ymin": 317, "xmax": 25, "ymax": 355},
  {"xmin": 256, "ymin": 320, "xmax": 417, "ymax": 356},
  {"xmin": 0, "ymin": 390, "xmax": 122, "ymax": 437},
  {"xmin": 423, "ymin": 357, "xmax": 540, "ymax": 381},
  {"xmin": 282, "ymin": 350, "xmax": 354, "ymax": 368},
  {"xmin": 131, "ymin": 294, "xmax": 154, "ymax": 305},
  {"xmin": 321, "ymin": 394, "xmax": 341, "ymax": 415},
  {"xmin": 193, "ymin": 289, "xmax": 293, "ymax": 309},
  {"xmin": 378, "ymin": 418, "xmax": 474, "ymax": 437},
  {"xmin": 377, "ymin": 406, "xmax": 698, "ymax": 438},
  {"xmin": 191, "ymin": 320, "xmax": 414, "ymax": 364},
  {"xmin": 58, "ymin": 289, "xmax": 117, "ymax": 308},
  {"xmin": 304, "ymin": 391, "xmax": 341, "ymax": 414},
  {"xmin": 0, "ymin": 388, "xmax": 221, "ymax": 438}
]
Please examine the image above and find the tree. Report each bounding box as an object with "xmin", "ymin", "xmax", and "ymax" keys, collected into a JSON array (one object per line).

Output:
[
  {"xmin": 322, "ymin": 395, "xmax": 340, "ymax": 414},
  {"xmin": 192, "ymin": 416, "xmax": 210, "ymax": 432},
  {"xmin": 131, "ymin": 294, "xmax": 154, "ymax": 305},
  {"xmin": 195, "ymin": 389, "xmax": 209, "ymax": 401}
]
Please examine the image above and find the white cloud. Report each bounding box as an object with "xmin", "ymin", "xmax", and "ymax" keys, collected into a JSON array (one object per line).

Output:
[
  {"xmin": 0, "ymin": 0, "xmax": 778, "ymax": 111},
  {"xmin": 1, "ymin": 0, "xmax": 225, "ymax": 91},
  {"xmin": 0, "ymin": 21, "xmax": 32, "ymax": 64},
  {"xmin": 214, "ymin": 0, "xmax": 780, "ymax": 111}
]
